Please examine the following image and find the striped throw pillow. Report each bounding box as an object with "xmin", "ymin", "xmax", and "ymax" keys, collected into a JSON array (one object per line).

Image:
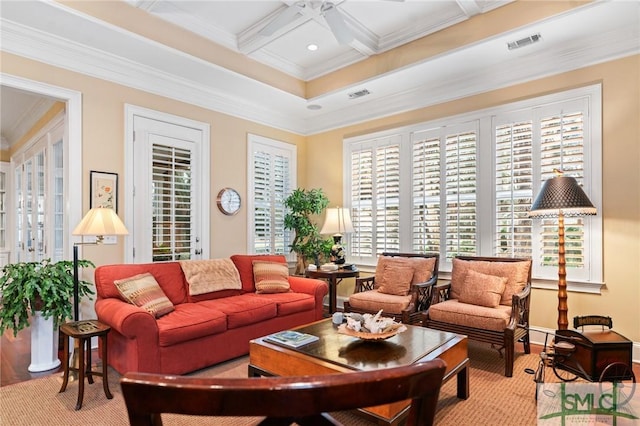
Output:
[
  {"xmin": 253, "ymin": 261, "xmax": 290, "ymax": 294},
  {"xmin": 114, "ymin": 273, "xmax": 175, "ymax": 318}
]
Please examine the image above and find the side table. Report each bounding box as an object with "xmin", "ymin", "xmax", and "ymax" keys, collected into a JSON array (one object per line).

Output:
[
  {"xmin": 59, "ymin": 320, "xmax": 113, "ymax": 410},
  {"xmin": 305, "ymin": 268, "xmax": 359, "ymax": 314}
]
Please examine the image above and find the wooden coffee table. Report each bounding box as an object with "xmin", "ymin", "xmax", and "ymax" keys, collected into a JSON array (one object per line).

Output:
[{"xmin": 249, "ymin": 319, "xmax": 469, "ymax": 425}]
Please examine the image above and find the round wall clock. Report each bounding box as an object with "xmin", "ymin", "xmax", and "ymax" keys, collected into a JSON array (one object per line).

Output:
[{"xmin": 216, "ymin": 188, "xmax": 241, "ymax": 216}]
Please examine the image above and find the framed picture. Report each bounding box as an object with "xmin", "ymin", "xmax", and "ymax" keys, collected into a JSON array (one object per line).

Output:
[{"xmin": 90, "ymin": 171, "xmax": 118, "ymax": 212}]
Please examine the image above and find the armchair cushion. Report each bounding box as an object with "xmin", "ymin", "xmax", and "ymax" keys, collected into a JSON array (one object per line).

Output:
[
  {"xmin": 458, "ymin": 269, "xmax": 507, "ymax": 308},
  {"xmin": 347, "ymin": 289, "xmax": 412, "ymax": 315},
  {"xmin": 428, "ymin": 299, "xmax": 512, "ymax": 332},
  {"xmin": 377, "ymin": 262, "xmax": 415, "ymax": 296},
  {"xmin": 450, "ymin": 258, "xmax": 530, "ymax": 306},
  {"xmin": 375, "ymin": 257, "xmax": 435, "ymax": 290}
]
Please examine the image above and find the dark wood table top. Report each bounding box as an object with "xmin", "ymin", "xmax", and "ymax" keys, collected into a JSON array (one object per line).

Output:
[{"xmin": 258, "ymin": 319, "xmax": 459, "ymax": 372}]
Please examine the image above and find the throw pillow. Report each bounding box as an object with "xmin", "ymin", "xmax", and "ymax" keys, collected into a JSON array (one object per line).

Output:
[
  {"xmin": 458, "ymin": 269, "xmax": 507, "ymax": 308},
  {"xmin": 377, "ymin": 262, "xmax": 415, "ymax": 296},
  {"xmin": 253, "ymin": 261, "xmax": 291, "ymax": 294},
  {"xmin": 114, "ymin": 272, "xmax": 175, "ymax": 318}
]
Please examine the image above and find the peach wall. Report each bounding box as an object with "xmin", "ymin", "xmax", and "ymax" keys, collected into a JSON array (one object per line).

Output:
[
  {"xmin": 307, "ymin": 55, "xmax": 640, "ymax": 341},
  {"xmin": 1, "ymin": 51, "xmax": 306, "ymax": 267}
]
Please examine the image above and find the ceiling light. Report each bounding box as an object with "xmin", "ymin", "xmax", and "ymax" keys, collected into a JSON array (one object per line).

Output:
[
  {"xmin": 307, "ymin": 104, "xmax": 322, "ymax": 110},
  {"xmin": 307, "ymin": 44, "xmax": 318, "ymax": 51},
  {"xmin": 507, "ymin": 33, "xmax": 542, "ymax": 50}
]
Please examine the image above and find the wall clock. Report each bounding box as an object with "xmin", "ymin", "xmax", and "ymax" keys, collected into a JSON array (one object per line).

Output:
[{"xmin": 216, "ymin": 188, "xmax": 241, "ymax": 216}]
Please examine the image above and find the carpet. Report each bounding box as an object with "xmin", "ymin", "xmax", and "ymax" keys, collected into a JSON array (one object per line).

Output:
[{"xmin": 0, "ymin": 341, "xmax": 541, "ymax": 425}]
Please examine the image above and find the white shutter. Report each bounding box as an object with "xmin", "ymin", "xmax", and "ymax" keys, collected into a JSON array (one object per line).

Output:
[
  {"xmin": 494, "ymin": 117, "xmax": 533, "ymax": 258},
  {"xmin": 444, "ymin": 130, "xmax": 477, "ymax": 259},
  {"xmin": 375, "ymin": 144, "xmax": 401, "ymax": 253},
  {"xmin": 350, "ymin": 147, "xmax": 374, "ymax": 258},
  {"xmin": 151, "ymin": 143, "xmax": 193, "ymax": 262},
  {"xmin": 411, "ymin": 131, "xmax": 440, "ymax": 254},
  {"xmin": 248, "ymin": 135, "xmax": 295, "ymax": 256}
]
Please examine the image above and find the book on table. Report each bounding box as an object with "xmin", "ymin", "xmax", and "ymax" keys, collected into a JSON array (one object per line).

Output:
[{"xmin": 265, "ymin": 330, "xmax": 319, "ymax": 348}]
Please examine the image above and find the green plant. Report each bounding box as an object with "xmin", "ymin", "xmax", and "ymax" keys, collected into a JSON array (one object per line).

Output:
[
  {"xmin": 0, "ymin": 259, "xmax": 95, "ymax": 337},
  {"xmin": 284, "ymin": 188, "xmax": 332, "ymax": 274}
]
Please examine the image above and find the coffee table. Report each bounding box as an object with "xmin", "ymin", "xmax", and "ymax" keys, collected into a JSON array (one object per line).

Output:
[{"xmin": 249, "ymin": 319, "xmax": 469, "ymax": 425}]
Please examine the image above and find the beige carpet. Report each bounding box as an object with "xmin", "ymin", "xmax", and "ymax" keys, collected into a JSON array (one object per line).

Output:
[{"xmin": 0, "ymin": 341, "xmax": 541, "ymax": 425}]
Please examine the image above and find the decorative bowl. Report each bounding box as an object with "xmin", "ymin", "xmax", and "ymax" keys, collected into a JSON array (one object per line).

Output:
[{"xmin": 337, "ymin": 323, "xmax": 407, "ymax": 341}]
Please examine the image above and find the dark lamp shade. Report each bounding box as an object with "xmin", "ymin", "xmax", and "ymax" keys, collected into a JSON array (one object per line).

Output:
[{"xmin": 529, "ymin": 176, "xmax": 596, "ymax": 218}]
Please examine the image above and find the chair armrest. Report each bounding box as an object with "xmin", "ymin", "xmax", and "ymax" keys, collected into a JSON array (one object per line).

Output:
[
  {"xmin": 354, "ymin": 276, "xmax": 375, "ymax": 293},
  {"xmin": 429, "ymin": 282, "xmax": 451, "ymax": 305},
  {"xmin": 507, "ymin": 283, "xmax": 531, "ymax": 330}
]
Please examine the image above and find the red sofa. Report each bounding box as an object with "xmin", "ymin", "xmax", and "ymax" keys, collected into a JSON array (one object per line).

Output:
[{"xmin": 94, "ymin": 254, "xmax": 328, "ymax": 375}]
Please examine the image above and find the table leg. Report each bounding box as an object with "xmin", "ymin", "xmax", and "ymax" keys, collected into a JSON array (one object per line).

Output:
[
  {"xmin": 457, "ymin": 361, "xmax": 469, "ymax": 400},
  {"xmin": 329, "ymin": 277, "xmax": 337, "ymax": 314},
  {"xmin": 75, "ymin": 338, "xmax": 85, "ymax": 410},
  {"xmin": 59, "ymin": 332, "xmax": 70, "ymax": 393},
  {"xmin": 101, "ymin": 335, "xmax": 113, "ymax": 399},
  {"xmin": 86, "ymin": 339, "xmax": 94, "ymax": 384}
]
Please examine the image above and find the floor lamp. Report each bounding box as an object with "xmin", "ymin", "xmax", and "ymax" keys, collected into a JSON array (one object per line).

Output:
[
  {"xmin": 320, "ymin": 207, "xmax": 354, "ymax": 265},
  {"xmin": 529, "ymin": 173, "xmax": 596, "ymax": 330},
  {"xmin": 72, "ymin": 207, "xmax": 129, "ymax": 321}
]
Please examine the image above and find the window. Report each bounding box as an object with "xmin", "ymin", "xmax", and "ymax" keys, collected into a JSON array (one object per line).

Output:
[
  {"xmin": 248, "ymin": 134, "xmax": 296, "ymax": 257},
  {"xmin": 345, "ymin": 85, "xmax": 602, "ymax": 288}
]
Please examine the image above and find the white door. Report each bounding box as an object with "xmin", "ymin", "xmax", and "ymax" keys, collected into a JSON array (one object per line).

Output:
[{"xmin": 126, "ymin": 107, "xmax": 210, "ymax": 263}]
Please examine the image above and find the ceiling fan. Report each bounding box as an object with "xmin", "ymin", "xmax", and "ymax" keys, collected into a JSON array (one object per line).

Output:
[{"xmin": 259, "ymin": 0, "xmax": 403, "ymax": 45}]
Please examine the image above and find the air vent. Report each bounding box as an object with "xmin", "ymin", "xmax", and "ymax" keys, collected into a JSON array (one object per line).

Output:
[
  {"xmin": 348, "ymin": 89, "xmax": 370, "ymax": 99},
  {"xmin": 507, "ymin": 33, "xmax": 542, "ymax": 50}
]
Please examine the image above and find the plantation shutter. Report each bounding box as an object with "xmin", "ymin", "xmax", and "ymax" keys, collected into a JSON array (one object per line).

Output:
[
  {"xmin": 494, "ymin": 114, "xmax": 533, "ymax": 258},
  {"xmin": 350, "ymin": 147, "xmax": 374, "ymax": 258},
  {"xmin": 412, "ymin": 131, "xmax": 441, "ymax": 254},
  {"xmin": 248, "ymin": 135, "xmax": 295, "ymax": 256},
  {"xmin": 537, "ymin": 108, "xmax": 589, "ymax": 271},
  {"xmin": 375, "ymin": 144, "xmax": 401, "ymax": 253},
  {"xmin": 444, "ymin": 129, "xmax": 477, "ymax": 259},
  {"xmin": 151, "ymin": 143, "xmax": 193, "ymax": 262}
]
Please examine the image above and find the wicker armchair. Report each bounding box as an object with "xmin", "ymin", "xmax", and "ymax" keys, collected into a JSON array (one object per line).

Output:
[{"xmin": 344, "ymin": 253, "xmax": 439, "ymax": 324}]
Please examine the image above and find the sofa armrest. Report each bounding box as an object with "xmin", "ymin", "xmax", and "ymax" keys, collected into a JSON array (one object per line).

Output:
[
  {"xmin": 288, "ymin": 276, "xmax": 328, "ymax": 298},
  {"xmin": 354, "ymin": 276, "xmax": 375, "ymax": 293},
  {"xmin": 507, "ymin": 283, "xmax": 531, "ymax": 330},
  {"xmin": 95, "ymin": 298, "xmax": 159, "ymax": 339}
]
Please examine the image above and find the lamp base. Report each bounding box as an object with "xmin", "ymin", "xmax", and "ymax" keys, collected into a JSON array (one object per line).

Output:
[{"xmin": 330, "ymin": 235, "xmax": 346, "ymax": 265}]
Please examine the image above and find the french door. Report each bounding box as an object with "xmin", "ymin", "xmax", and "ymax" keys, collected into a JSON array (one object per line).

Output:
[{"xmin": 126, "ymin": 106, "xmax": 210, "ymax": 263}]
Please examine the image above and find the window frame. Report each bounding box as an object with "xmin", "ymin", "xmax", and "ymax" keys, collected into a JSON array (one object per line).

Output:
[
  {"xmin": 247, "ymin": 134, "xmax": 297, "ymax": 259},
  {"xmin": 344, "ymin": 84, "xmax": 602, "ymax": 293}
]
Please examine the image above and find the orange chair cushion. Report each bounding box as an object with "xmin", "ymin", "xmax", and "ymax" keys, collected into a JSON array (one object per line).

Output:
[
  {"xmin": 458, "ymin": 269, "xmax": 507, "ymax": 308},
  {"xmin": 347, "ymin": 289, "xmax": 412, "ymax": 315},
  {"xmin": 428, "ymin": 300, "xmax": 512, "ymax": 332},
  {"xmin": 377, "ymin": 262, "xmax": 415, "ymax": 296},
  {"xmin": 450, "ymin": 258, "xmax": 530, "ymax": 306}
]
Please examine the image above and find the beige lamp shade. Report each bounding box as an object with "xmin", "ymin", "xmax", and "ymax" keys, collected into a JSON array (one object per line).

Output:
[
  {"xmin": 320, "ymin": 207, "xmax": 354, "ymax": 237},
  {"xmin": 73, "ymin": 207, "xmax": 129, "ymax": 237}
]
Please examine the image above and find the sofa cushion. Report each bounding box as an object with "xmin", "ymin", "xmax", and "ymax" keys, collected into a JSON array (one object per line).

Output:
[
  {"xmin": 377, "ymin": 262, "xmax": 414, "ymax": 296},
  {"xmin": 347, "ymin": 289, "xmax": 412, "ymax": 315},
  {"xmin": 450, "ymin": 258, "xmax": 531, "ymax": 306},
  {"xmin": 114, "ymin": 273, "xmax": 175, "ymax": 318},
  {"xmin": 156, "ymin": 303, "xmax": 227, "ymax": 346},
  {"xmin": 231, "ymin": 254, "xmax": 288, "ymax": 293},
  {"xmin": 248, "ymin": 293, "xmax": 315, "ymax": 316},
  {"xmin": 95, "ymin": 262, "xmax": 187, "ymax": 305},
  {"xmin": 198, "ymin": 295, "xmax": 277, "ymax": 329},
  {"xmin": 253, "ymin": 261, "xmax": 291, "ymax": 294},
  {"xmin": 458, "ymin": 269, "xmax": 507, "ymax": 308},
  {"xmin": 428, "ymin": 299, "xmax": 512, "ymax": 332},
  {"xmin": 179, "ymin": 259, "xmax": 242, "ymax": 296}
]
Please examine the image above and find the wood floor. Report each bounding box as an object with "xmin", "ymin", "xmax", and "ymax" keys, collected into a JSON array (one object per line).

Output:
[{"xmin": 2, "ymin": 326, "xmax": 639, "ymax": 387}]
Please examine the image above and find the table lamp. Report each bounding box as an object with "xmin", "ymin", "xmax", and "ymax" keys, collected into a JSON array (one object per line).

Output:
[
  {"xmin": 72, "ymin": 207, "xmax": 129, "ymax": 321},
  {"xmin": 320, "ymin": 207, "xmax": 354, "ymax": 265},
  {"xmin": 528, "ymin": 171, "xmax": 596, "ymax": 330}
]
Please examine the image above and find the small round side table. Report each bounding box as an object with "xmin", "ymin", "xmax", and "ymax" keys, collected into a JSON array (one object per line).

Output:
[{"xmin": 59, "ymin": 320, "xmax": 113, "ymax": 410}]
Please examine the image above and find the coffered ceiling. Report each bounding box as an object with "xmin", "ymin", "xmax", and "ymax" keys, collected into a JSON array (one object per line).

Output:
[{"xmin": 1, "ymin": 1, "xmax": 639, "ymax": 138}]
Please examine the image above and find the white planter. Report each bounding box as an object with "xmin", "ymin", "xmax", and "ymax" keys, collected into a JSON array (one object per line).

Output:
[{"xmin": 28, "ymin": 311, "xmax": 61, "ymax": 372}]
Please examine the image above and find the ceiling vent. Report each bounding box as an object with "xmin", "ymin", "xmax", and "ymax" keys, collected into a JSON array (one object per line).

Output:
[
  {"xmin": 507, "ymin": 33, "xmax": 542, "ymax": 50},
  {"xmin": 348, "ymin": 89, "xmax": 370, "ymax": 99}
]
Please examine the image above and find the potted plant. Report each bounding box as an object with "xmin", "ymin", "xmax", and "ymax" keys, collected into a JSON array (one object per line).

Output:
[
  {"xmin": 284, "ymin": 188, "xmax": 333, "ymax": 275},
  {"xmin": 0, "ymin": 258, "xmax": 94, "ymax": 371}
]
